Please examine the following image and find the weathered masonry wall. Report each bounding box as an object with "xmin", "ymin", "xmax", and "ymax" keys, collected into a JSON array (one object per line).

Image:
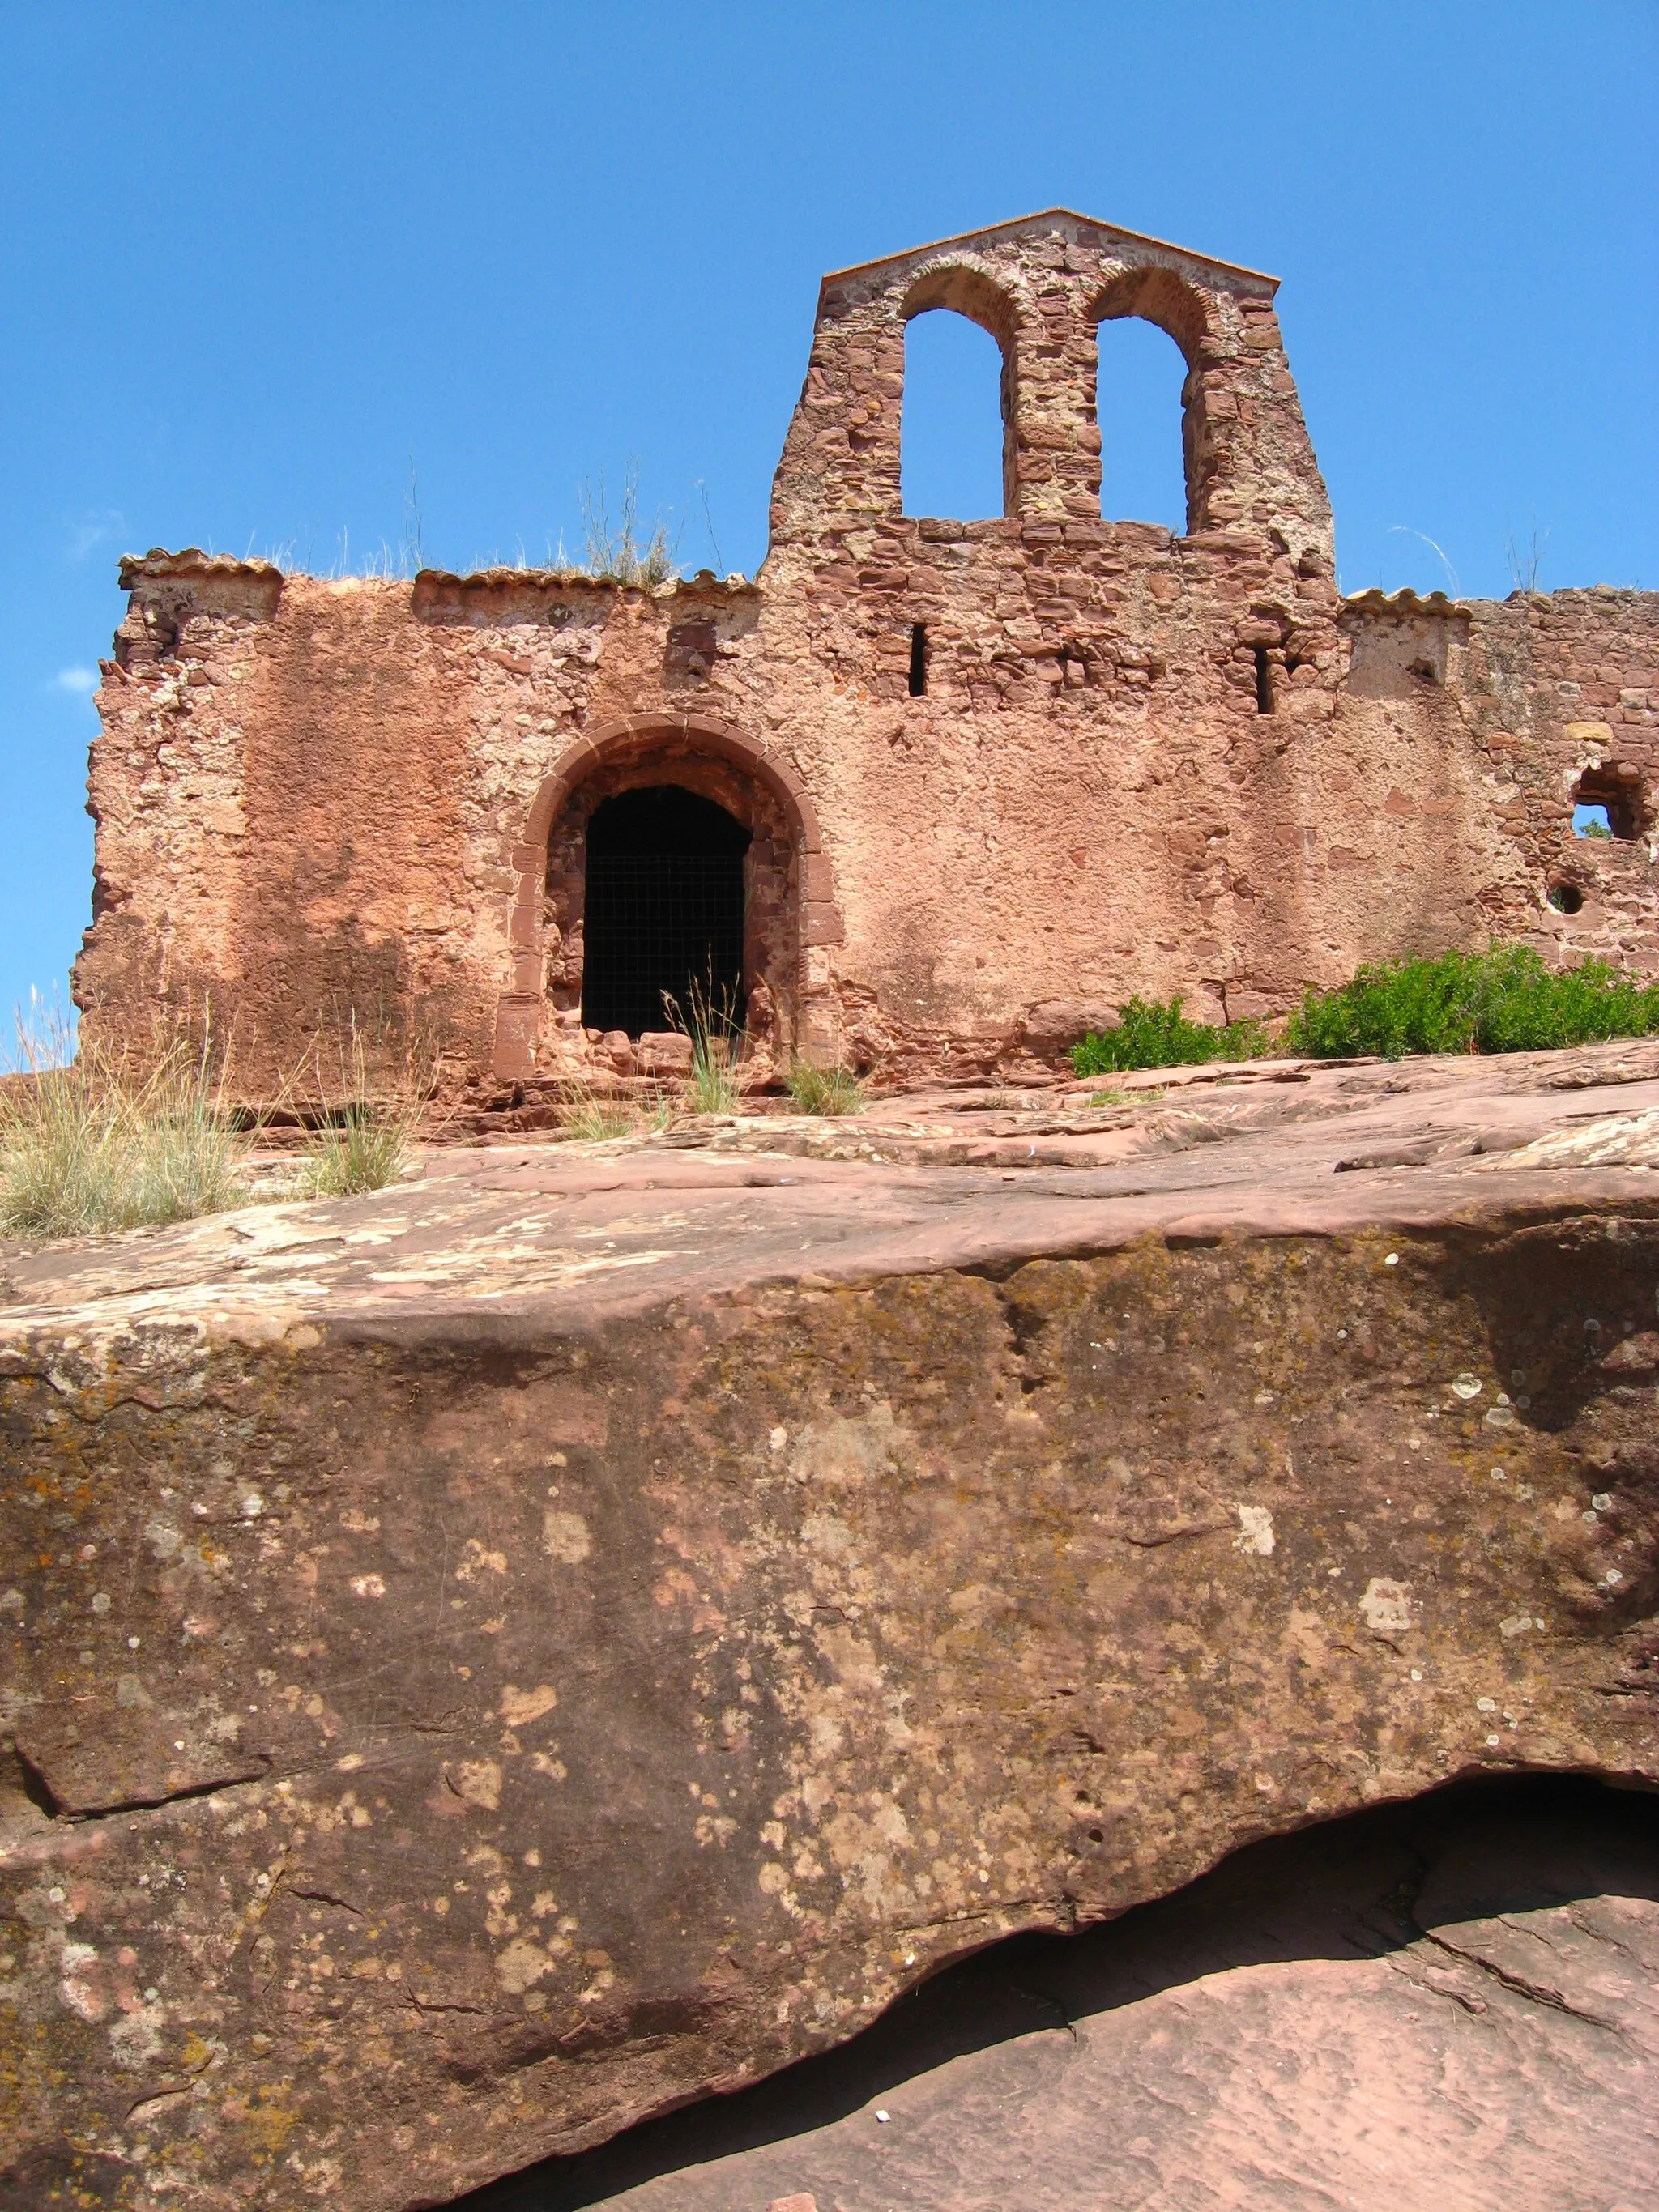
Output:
[{"xmin": 72, "ymin": 211, "xmax": 1659, "ymax": 1099}]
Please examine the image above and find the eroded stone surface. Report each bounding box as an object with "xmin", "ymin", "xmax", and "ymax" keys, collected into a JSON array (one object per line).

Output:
[
  {"xmin": 2, "ymin": 1049, "xmax": 1658, "ymax": 2208},
  {"xmin": 460, "ymin": 1779, "xmax": 1659, "ymax": 2211}
]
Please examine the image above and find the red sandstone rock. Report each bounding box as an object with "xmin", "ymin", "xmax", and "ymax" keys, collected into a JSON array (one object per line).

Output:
[
  {"xmin": 2, "ymin": 1044, "xmax": 1658, "ymax": 2208},
  {"xmin": 480, "ymin": 1783, "xmax": 1658, "ymax": 2211}
]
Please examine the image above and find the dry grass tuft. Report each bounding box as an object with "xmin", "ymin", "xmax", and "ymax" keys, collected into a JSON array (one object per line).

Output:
[
  {"xmin": 785, "ymin": 1062, "xmax": 864, "ymax": 1116},
  {"xmin": 663, "ymin": 973, "xmax": 745, "ymax": 1115},
  {"xmin": 0, "ymin": 999, "xmax": 248, "ymax": 1241},
  {"xmin": 292, "ymin": 1018, "xmax": 432, "ymax": 1196}
]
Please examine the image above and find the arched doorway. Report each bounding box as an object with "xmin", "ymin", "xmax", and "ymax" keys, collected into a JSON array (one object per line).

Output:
[
  {"xmin": 581, "ymin": 785, "xmax": 750, "ymax": 1036},
  {"xmin": 491, "ymin": 714, "xmax": 844, "ymax": 1083}
]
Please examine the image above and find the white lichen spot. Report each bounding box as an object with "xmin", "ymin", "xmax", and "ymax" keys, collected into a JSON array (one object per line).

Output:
[
  {"xmin": 498, "ymin": 1684, "xmax": 558, "ymax": 1728},
  {"xmin": 450, "ymin": 1759, "xmax": 503, "ymax": 1812},
  {"xmin": 108, "ymin": 2007, "xmax": 164, "ymax": 2069},
  {"xmin": 1449, "ymin": 1374, "xmax": 1483, "ymax": 1400},
  {"xmin": 1233, "ymin": 1505, "xmax": 1275, "ymax": 1557},
  {"xmin": 349, "ymin": 1574, "xmax": 386, "ymax": 1600},
  {"xmin": 1499, "ymin": 1614, "xmax": 1535, "ymax": 1639},
  {"xmin": 769, "ymin": 1426, "xmax": 787, "ymax": 1454},
  {"xmin": 757, "ymin": 1862, "xmax": 790, "ymax": 1895},
  {"xmin": 788, "ymin": 1403, "xmax": 902, "ymax": 1490},
  {"xmin": 57, "ymin": 1943, "xmax": 104, "ymax": 2022},
  {"xmin": 493, "ymin": 1938, "xmax": 552, "ymax": 1994},
  {"xmin": 1359, "ymin": 1577, "xmax": 1411, "ymax": 1634},
  {"xmin": 801, "ymin": 1512, "xmax": 854, "ymax": 1560},
  {"xmin": 1484, "ymin": 1403, "xmax": 1516, "ymax": 1429},
  {"xmin": 455, "ymin": 1540, "xmax": 509, "ymax": 1583},
  {"xmin": 541, "ymin": 1510, "xmax": 591, "ymax": 1565}
]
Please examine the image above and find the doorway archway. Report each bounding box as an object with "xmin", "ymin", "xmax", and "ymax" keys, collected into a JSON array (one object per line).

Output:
[{"xmin": 491, "ymin": 714, "xmax": 842, "ymax": 1080}]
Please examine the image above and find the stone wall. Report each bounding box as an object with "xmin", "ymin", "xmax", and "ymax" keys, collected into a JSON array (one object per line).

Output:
[{"xmin": 71, "ymin": 212, "xmax": 1658, "ymax": 1100}]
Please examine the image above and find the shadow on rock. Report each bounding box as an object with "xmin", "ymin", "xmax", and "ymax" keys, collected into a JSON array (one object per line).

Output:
[{"xmin": 455, "ymin": 1773, "xmax": 1659, "ymax": 2210}]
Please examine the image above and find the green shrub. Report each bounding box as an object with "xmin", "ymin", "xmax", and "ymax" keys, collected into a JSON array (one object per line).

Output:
[
  {"xmin": 786, "ymin": 1062, "xmax": 864, "ymax": 1115},
  {"xmin": 1070, "ymin": 997, "xmax": 1265, "ymax": 1076},
  {"xmin": 1285, "ymin": 944, "xmax": 1659, "ymax": 1059}
]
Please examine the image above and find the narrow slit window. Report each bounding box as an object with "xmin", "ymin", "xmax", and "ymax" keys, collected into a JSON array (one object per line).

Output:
[
  {"xmin": 1254, "ymin": 646, "xmax": 1274, "ymax": 714},
  {"xmin": 909, "ymin": 624, "xmax": 928, "ymax": 697}
]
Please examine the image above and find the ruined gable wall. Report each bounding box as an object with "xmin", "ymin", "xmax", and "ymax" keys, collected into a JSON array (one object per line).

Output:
[
  {"xmin": 73, "ymin": 219, "xmax": 1659, "ymax": 1099},
  {"xmin": 77, "ymin": 560, "xmax": 710, "ymax": 1097}
]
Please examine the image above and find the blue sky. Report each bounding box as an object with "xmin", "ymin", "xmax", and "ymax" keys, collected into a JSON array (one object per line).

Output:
[{"xmin": 2, "ymin": 2, "xmax": 1654, "ymax": 1030}]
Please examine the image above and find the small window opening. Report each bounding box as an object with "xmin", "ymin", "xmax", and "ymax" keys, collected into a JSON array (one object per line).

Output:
[
  {"xmin": 908, "ymin": 624, "xmax": 928, "ymax": 697},
  {"xmin": 1408, "ymin": 656, "xmax": 1439, "ymax": 686},
  {"xmin": 1547, "ymin": 881, "xmax": 1585, "ymax": 915},
  {"xmin": 1254, "ymin": 646, "xmax": 1274, "ymax": 715},
  {"xmin": 1572, "ymin": 765, "xmax": 1642, "ymax": 840}
]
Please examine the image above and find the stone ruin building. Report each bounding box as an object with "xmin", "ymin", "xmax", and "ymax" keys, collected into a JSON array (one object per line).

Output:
[
  {"xmin": 12, "ymin": 209, "xmax": 1659, "ymax": 2212},
  {"xmin": 74, "ymin": 210, "xmax": 1659, "ymax": 1098}
]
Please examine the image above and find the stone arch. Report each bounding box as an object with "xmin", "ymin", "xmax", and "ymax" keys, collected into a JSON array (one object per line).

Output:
[
  {"xmin": 1090, "ymin": 266, "xmax": 1218, "ymax": 535},
  {"xmin": 900, "ymin": 262, "xmax": 1021, "ymax": 518},
  {"xmin": 492, "ymin": 713, "xmax": 842, "ymax": 1080}
]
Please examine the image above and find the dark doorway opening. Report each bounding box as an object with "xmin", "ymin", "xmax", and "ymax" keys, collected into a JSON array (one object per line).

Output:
[{"xmin": 581, "ymin": 785, "xmax": 749, "ymax": 1037}]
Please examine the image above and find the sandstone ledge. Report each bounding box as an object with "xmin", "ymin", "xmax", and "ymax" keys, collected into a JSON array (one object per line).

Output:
[{"xmin": 2, "ymin": 1046, "xmax": 1657, "ymax": 2209}]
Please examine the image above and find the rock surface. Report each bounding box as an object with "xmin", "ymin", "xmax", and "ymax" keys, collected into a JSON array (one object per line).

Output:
[
  {"xmin": 458, "ymin": 1776, "xmax": 1659, "ymax": 2210},
  {"xmin": 2, "ymin": 1044, "xmax": 1658, "ymax": 2209}
]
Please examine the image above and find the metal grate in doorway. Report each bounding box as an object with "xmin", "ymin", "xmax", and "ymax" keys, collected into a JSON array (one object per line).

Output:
[{"xmin": 581, "ymin": 851, "xmax": 745, "ymax": 1038}]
